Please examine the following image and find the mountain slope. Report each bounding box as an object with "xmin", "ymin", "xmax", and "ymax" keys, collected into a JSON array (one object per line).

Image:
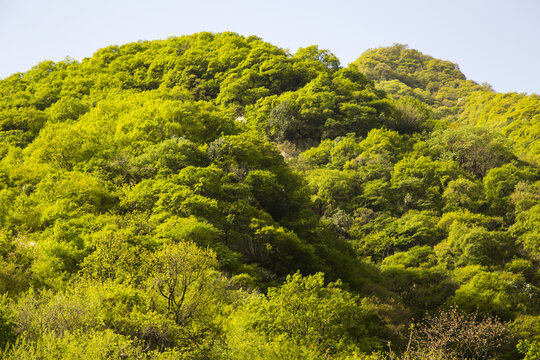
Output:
[
  {"xmin": 0, "ymin": 33, "xmax": 537, "ymax": 359},
  {"xmin": 354, "ymin": 44, "xmax": 540, "ymax": 166}
]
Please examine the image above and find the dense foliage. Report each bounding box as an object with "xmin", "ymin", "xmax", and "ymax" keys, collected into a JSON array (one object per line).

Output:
[
  {"xmin": 0, "ymin": 33, "xmax": 538, "ymax": 359},
  {"xmin": 354, "ymin": 44, "xmax": 540, "ymax": 167}
]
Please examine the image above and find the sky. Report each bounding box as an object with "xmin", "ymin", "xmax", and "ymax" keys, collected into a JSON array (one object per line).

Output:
[{"xmin": 1, "ymin": 0, "xmax": 539, "ymax": 94}]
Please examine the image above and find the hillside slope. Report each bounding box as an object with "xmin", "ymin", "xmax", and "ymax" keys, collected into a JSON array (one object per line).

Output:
[
  {"xmin": 354, "ymin": 44, "xmax": 540, "ymax": 166},
  {"xmin": 0, "ymin": 33, "xmax": 537, "ymax": 359}
]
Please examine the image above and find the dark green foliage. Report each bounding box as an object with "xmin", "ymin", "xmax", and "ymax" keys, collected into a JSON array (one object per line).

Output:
[
  {"xmin": 0, "ymin": 298, "xmax": 16, "ymax": 350},
  {"xmin": 248, "ymin": 65, "xmax": 392, "ymax": 146}
]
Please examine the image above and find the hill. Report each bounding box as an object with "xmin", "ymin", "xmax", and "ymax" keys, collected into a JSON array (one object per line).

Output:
[
  {"xmin": 0, "ymin": 33, "xmax": 538, "ymax": 359},
  {"xmin": 354, "ymin": 44, "xmax": 540, "ymax": 166}
]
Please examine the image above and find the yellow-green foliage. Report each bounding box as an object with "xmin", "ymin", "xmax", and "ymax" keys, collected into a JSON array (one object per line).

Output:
[
  {"xmin": 353, "ymin": 44, "xmax": 486, "ymax": 117},
  {"xmin": 458, "ymin": 91, "xmax": 540, "ymax": 165},
  {"xmin": 0, "ymin": 33, "xmax": 538, "ymax": 359}
]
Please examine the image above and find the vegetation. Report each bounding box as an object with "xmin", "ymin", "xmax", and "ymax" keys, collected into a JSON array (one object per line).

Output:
[{"xmin": 0, "ymin": 33, "xmax": 538, "ymax": 359}]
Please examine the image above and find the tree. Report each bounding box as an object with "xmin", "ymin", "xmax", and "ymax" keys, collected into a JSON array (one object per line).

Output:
[
  {"xmin": 408, "ymin": 306, "xmax": 509, "ymax": 360},
  {"xmin": 442, "ymin": 178, "xmax": 484, "ymax": 212},
  {"xmin": 387, "ymin": 97, "xmax": 434, "ymax": 134},
  {"xmin": 483, "ymin": 163, "xmax": 537, "ymax": 218},
  {"xmin": 436, "ymin": 223, "xmax": 512, "ymax": 268},
  {"xmin": 450, "ymin": 270, "xmax": 535, "ymax": 320},
  {"xmin": 150, "ymin": 241, "xmax": 219, "ymax": 326},
  {"xmin": 234, "ymin": 272, "xmax": 381, "ymax": 357},
  {"xmin": 428, "ymin": 127, "xmax": 515, "ymax": 178},
  {"xmin": 391, "ymin": 155, "xmax": 462, "ymax": 212}
]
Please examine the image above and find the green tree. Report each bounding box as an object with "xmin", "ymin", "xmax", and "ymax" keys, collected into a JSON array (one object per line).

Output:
[
  {"xmin": 233, "ymin": 272, "xmax": 381, "ymax": 357},
  {"xmin": 149, "ymin": 241, "xmax": 219, "ymax": 326}
]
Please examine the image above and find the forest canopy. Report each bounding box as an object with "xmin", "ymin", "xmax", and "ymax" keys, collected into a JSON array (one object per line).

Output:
[{"xmin": 0, "ymin": 33, "xmax": 538, "ymax": 359}]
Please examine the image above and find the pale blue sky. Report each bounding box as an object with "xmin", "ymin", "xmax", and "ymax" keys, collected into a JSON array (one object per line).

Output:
[{"xmin": 1, "ymin": 0, "xmax": 539, "ymax": 94}]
